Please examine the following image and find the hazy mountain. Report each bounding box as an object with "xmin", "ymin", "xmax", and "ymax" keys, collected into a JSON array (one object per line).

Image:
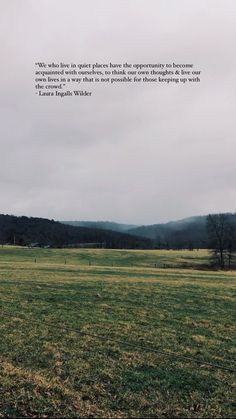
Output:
[
  {"xmin": 0, "ymin": 214, "xmax": 151, "ymax": 249},
  {"xmin": 62, "ymin": 220, "xmax": 139, "ymax": 232},
  {"xmin": 127, "ymin": 214, "xmax": 236, "ymax": 249},
  {"xmin": 1, "ymin": 213, "xmax": 235, "ymax": 250}
]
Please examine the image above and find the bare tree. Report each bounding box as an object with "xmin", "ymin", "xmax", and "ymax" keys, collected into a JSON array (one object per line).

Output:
[{"xmin": 207, "ymin": 213, "xmax": 235, "ymax": 269}]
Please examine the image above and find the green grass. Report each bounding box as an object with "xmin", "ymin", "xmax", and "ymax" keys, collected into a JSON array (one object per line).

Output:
[
  {"xmin": 0, "ymin": 246, "xmax": 210, "ymax": 268},
  {"xmin": 0, "ymin": 247, "xmax": 235, "ymax": 418}
]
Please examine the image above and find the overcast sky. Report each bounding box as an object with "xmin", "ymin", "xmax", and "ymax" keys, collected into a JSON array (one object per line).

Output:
[{"xmin": 0, "ymin": 0, "xmax": 235, "ymax": 224}]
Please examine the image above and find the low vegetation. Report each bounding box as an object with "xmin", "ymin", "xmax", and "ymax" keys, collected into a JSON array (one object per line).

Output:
[{"xmin": 0, "ymin": 247, "xmax": 235, "ymax": 417}]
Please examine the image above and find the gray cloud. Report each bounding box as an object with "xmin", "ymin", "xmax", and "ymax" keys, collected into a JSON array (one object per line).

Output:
[{"xmin": 0, "ymin": 0, "xmax": 236, "ymax": 223}]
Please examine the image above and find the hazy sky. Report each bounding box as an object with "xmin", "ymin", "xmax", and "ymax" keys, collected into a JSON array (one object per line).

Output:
[{"xmin": 0, "ymin": 0, "xmax": 235, "ymax": 224}]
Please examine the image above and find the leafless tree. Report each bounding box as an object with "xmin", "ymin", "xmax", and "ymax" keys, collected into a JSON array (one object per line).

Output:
[{"xmin": 207, "ymin": 213, "xmax": 235, "ymax": 269}]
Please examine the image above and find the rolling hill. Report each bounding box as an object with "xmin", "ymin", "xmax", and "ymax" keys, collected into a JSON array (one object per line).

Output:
[
  {"xmin": 0, "ymin": 214, "xmax": 151, "ymax": 249},
  {"xmin": 1, "ymin": 213, "xmax": 235, "ymax": 250},
  {"xmin": 62, "ymin": 214, "xmax": 236, "ymax": 249},
  {"xmin": 127, "ymin": 214, "xmax": 236, "ymax": 249},
  {"xmin": 62, "ymin": 220, "xmax": 139, "ymax": 232}
]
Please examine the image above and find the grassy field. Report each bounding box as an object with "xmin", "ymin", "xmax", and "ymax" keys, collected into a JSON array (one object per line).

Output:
[{"xmin": 0, "ymin": 247, "xmax": 235, "ymax": 418}]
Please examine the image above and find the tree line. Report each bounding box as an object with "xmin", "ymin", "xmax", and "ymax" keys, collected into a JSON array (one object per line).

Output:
[
  {"xmin": 0, "ymin": 214, "xmax": 151, "ymax": 249},
  {"xmin": 0, "ymin": 213, "xmax": 235, "ymax": 269}
]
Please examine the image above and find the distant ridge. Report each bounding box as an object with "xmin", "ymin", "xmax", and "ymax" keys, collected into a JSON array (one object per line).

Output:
[
  {"xmin": 0, "ymin": 214, "xmax": 151, "ymax": 248},
  {"xmin": 62, "ymin": 220, "xmax": 139, "ymax": 232},
  {"xmin": 127, "ymin": 213, "xmax": 236, "ymax": 249},
  {"xmin": 62, "ymin": 213, "xmax": 236, "ymax": 249},
  {"xmin": 1, "ymin": 213, "xmax": 235, "ymax": 250}
]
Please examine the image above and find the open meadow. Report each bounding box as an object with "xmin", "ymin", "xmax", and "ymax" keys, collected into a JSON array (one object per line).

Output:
[{"xmin": 0, "ymin": 247, "xmax": 235, "ymax": 418}]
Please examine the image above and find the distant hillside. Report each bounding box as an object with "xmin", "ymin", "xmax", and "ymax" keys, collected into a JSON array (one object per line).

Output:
[
  {"xmin": 0, "ymin": 214, "xmax": 151, "ymax": 249},
  {"xmin": 128, "ymin": 214, "xmax": 236, "ymax": 249},
  {"xmin": 1, "ymin": 213, "xmax": 235, "ymax": 250},
  {"xmin": 62, "ymin": 220, "xmax": 139, "ymax": 232}
]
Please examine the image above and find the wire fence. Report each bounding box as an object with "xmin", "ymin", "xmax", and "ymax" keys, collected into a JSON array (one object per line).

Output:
[
  {"xmin": 0, "ymin": 308, "xmax": 235, "ymax": 373},
  {"xmin": 0, "ymin": 296, "xmax": 235, "ymax": 367}
]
